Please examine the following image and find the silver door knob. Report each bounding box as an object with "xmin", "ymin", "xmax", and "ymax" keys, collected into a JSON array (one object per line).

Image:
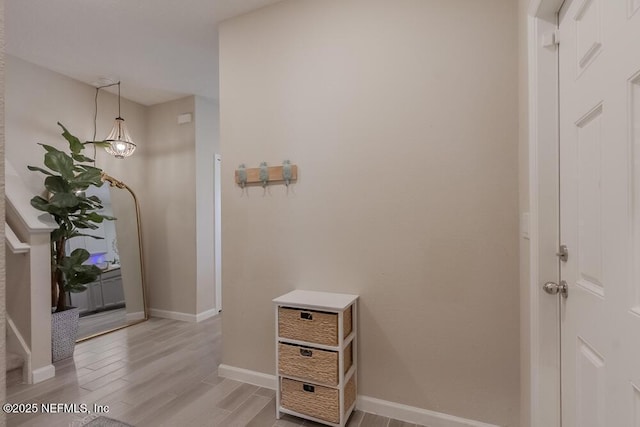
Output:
[{"xmin": 543, "ymin": 281, "xmax": 568, "ymax": 298}]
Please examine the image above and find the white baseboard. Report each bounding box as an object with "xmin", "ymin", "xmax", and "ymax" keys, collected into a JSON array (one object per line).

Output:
[
  {"xmin": 196, "ymin": 308, "xmax": 219, "ymax": 323},
  {"xmin": 150, "ymin": 308, "xmax": 197, "ymax": 322},
  {"xmin": 218, "ymin": 364, "xmax": 277, "ymax": 389},
  {"xmin": 150, "ymin": 308, "xmax": 220, "ymax": 323},
  {"xmin": 125, "ymin": 311, "xmax": 145, "ymax": 322},
  {"xmin": 356, "ymin": 396, "xmax": 499, "ymax": 427},
  {"xmin": 32, "ymin": 364, "xmax": 55, "ymax": 384},
  {"xmin": 217, "ymin": 365, "xmax": 497, "ymax": 427}
]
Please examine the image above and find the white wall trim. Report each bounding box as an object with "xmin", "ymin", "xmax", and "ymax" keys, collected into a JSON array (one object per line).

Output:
[
  {"xmin": 218, "ymin": 365, "xmax": 498, "ymax": 427},
  {"xmin": 356, "ymin": 396, "xmax": 498, "ymax": 427},
  {"xmin": 125, "ymin": 311, "xmax": 145, "ymax": 322},
  {"xmin": 150, "ymin": 308, "xmax": 219, "ymax": 323},
  {"xmin": 528, "ymin": 3, "xmax": 562, "ymax": 427},
  {"xmin": 528, "ymin": 15, "xmax": 542, "ymax": 427},
  {"xmin": 5, "ymin": 223, "xmax": 30, "ymax": 254},
  {"xmin": 218, "ymin": 364, "xmax": 277, "ymax": 389},
  {"xmin": 32, "ymin": 364, "xmax": 55, "ymax": 384},
  {"xmin": 196, "ymin": 307, "xmax": 219, "ymax": 322},
  {"xmin": 529, "ymin": 0, "xmax": 564, "ymax": 22},
  {"xmin": 150, "ymin": 308, "xmax": 197, "ymax": 322}
]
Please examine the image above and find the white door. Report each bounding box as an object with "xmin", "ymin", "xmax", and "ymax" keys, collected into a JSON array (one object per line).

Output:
[{"xmin": 559, "ymin": 0, "xmax": 640, "ymax": 425}]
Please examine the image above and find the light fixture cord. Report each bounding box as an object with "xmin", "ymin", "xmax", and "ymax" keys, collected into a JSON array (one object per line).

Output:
[
  {"xmin": 118, "ymin": 82, "xmax": 121, "ymax": 118},
  {"xmin": 93, "ymin": 81, "xmax": 121, "ymax": 162}
]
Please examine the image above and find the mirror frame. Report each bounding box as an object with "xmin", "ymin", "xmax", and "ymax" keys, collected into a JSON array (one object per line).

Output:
[{"xmin": 76, "ymin": 172, "xmax": 149, "ymax": 342}]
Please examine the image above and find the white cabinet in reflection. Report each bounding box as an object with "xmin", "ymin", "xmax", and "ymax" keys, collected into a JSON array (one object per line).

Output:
[
  {"xmin": 68, "ymin": 267, "xmax": 125, "ymax": 315},
  {"xmin": 101, "ymin": 268, "xmax": 125, "ymax": 308}
]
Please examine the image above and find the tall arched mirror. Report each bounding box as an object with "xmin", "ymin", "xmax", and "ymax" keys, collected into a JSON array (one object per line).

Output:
[{"xmin": 66, "ymin": 173, "xmax": 148, "ymax": 341}]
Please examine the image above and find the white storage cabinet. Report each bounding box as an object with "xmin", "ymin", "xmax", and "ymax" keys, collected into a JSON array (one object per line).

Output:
[{"xmin": 273, "ymin": 290, "xmax": 358, "ymax": 427}]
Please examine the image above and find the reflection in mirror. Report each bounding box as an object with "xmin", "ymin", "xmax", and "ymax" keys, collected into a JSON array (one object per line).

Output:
[{"xmin": 66, "ymin": 174, "xmax": 148, "ymax": 341}]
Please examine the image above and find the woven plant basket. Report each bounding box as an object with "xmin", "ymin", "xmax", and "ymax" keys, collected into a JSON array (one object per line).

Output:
[{"xmin": 51, "ymin": 307, "xmax": 79, "ymax": 362}]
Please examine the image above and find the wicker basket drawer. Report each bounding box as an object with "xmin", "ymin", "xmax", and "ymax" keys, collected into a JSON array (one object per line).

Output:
[
  {"xmin": 279, "ymin": 343, "xmax": 352, "ymax": 386},
  {"xmin": 278, "ymin": 306, "xmax": 352, "ymax": 346},
  {"xmin": 281, "ymin": 376, "xmax": 356, "ymax": 424}
]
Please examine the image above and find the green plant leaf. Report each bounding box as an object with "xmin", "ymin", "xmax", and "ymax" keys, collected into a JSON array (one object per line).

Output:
[
  {"xmin": 31, "ymin": 196, "xmax": 68, "ymax": 218},
  {"xmin": 45, "ymin": 205, "xmax": 67, "ymax": 217},
  {"xmin": 27, "ymin": 165, "xmax": 54, "ymax": 176},
  {"xmin": 51, "ymin": 228, "xmax": 67, "ymax": 242},
  {"xmin": 39, "ymin": 144, "xmax": 61, "ymax": 153},
  {"xmin": 50, "ymin": 192, "xmax": 79, "ymax": 209},
  {"xmin": 86, "ymin": 212, "xmax": 106, "ymax": 223},
  {"xmin": 29, "ymin": 122, "xmax": 113, "ymax": 310},
  {"xmin": 65, "ymin": 264, "xmax": 102, "ymax": 289},
  {"xmin": 44, "ymin": 176, "xmax": 69, "ymax": 194},
  {"xmin": 30, "ymin": 196, "xmax": 51, "ymax": 212},
  {"xmin": 74, "ymin": 200, "xmax": 101, "ymax": 212},
  {"xmin": 68, "ymin": 248, "xmax": 91, "ymax": 265},
  {"xmin": 85, "ymin": 140, "xmax": 110, "ymax": 148},
  {"xmin": 70, "ymin": 232, "xmax": 105, "ymax": 240},
  {"xmin": 72, "ymin": 167, "xmax": 103, "ymax": 187},
  {"xmin": 86, "ymin": 196, "xmax": 102, "ymax": 209},
  {"xmin": 58, "ymin": 123, "xmax": 84, "ymax": 154},
  {"xmin": 71, "ymin": 220, "xmax": 99, "ymax": 230},
  {"xmin": 65, "ymin": 272, "xmax": 99, "ymax": 291},
  {"xmin": 44, "ymin": 150, "xmax": 74, "ymax": 180},
  {"xmin": 73, "ymin": 264, "xmax": 102, "ymax": 274},
  {"xmin": 72, "ymin": 153, "xmax": 95, "ymax": 163}
]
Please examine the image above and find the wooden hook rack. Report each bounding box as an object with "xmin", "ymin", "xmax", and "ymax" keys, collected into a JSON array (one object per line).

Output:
[{"xmin": 235, "ymin": 164, "xmax": 298, "ymax": 186}]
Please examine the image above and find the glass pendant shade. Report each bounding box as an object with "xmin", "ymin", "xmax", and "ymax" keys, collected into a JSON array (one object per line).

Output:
[{"xmin": 104, "ymin": 117, "xmax": 136, "ymax": 159}]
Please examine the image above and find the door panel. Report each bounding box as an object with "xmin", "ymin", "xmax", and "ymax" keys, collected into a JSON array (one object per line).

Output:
[
  {"xmin": 576, "ymin": 336, "xmax": 605, "ymax": 427},
  {"xmin": 634, "ymin": 385, "xmax": 640, "ymax": 427},
  {"xmin": 575, "ymin": 104, "xmax": 604, "ymax": 297},
  {"xmin": 574, "ymin": 0, "xmax": 602, "ymax": 75},
  {"xmin": 631, "ymin": 0, "xmax": 640, "ymax": 17},
  {"xmin": 628, "ymin": 3, "xmax": 640, "ymax": 418},
  {"xmin": 559, "ymin": 0, "xmax": 640, "ymax": 425}
]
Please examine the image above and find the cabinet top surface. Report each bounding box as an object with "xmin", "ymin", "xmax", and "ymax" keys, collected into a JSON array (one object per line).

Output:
[{"xmin": 273, "ymin": 290, "xmax": 358, "ymax": 310}]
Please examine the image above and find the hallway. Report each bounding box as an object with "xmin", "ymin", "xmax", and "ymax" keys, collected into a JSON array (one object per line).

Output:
[{"xmin": 6, "ymin": 316, "xmax": 418, "ymax": 427}]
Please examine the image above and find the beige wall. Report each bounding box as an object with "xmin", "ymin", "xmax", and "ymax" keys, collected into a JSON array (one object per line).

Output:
[
  {"xmin": 5, "ymin": 58, "xmax": 215, "ymax": 320},
  {"xmin": 5, "ymin": 56, "xmax": 147, "ymax": 195},
  {"xmin": 5, "ymin": 249, "xmax": 30, "ymax": 344},
  {"xmin": 219, "ymin": 1, "xmax": 520, "ymax": 425},
  {"xmin": 1, "ymin": 0, "xmax": 6, "ymax": 419},
  {"xmin": 518, "ymin": 1, "xmax": 531, "ymax": 426},
  {"xmin": 144, "ymin": 96, "xmax": 197, "ymax": 315}
]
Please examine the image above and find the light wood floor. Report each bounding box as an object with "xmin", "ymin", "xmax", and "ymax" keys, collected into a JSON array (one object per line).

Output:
[
  {"xmin": 77, "ymin": 308, "xmax": 128, "ymax": 340},
  {"xmin": 7, "ymin": 316, "xmax": 421, "ymax": 427}
]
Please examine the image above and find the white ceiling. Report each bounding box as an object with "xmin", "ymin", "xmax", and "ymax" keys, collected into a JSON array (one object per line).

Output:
[{"xmin": 6, "ymin": 0, "xmax": 282, "ymax": 106}]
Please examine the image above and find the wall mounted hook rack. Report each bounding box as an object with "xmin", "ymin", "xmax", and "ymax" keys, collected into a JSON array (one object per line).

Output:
[{"xmin": 235, "ymin": 163, "xmax": 298, "ymax": 187}]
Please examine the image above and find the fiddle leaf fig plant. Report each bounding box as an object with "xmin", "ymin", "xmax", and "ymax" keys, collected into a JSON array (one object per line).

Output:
[{"xmin": 29, "ymin": 122, "xmax": 114, "ymax": 313}]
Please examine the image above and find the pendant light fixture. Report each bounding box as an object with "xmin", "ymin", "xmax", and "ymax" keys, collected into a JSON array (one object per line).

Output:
[{"xmin": 103, "ymin": 81, "xmax": 136, "ymax": 159}]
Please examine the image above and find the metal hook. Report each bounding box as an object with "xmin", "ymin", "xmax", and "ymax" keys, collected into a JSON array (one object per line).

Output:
[
  {"xmin": 282, "ymin": 160, "xmax": 292, "ymax": 187},
  {"xmin": 237, "ymin": 164, "xmax": 247, "ymax": 188},
  {"xmin": 259, "ymin": 162, "xmax": 269, "ymax": 188}
]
